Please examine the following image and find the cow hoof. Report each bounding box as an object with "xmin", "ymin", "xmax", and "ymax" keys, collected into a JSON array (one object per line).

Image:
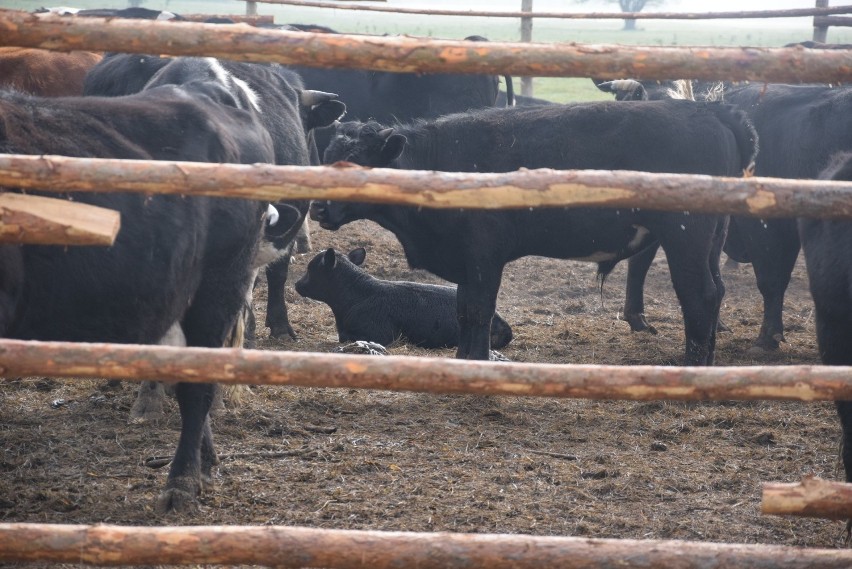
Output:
[
  {"xmin": 129, "ymin": 382, "xmax": 167, "ymax": 422},
  {"xmin": 625, "ymin": 314, "xmax": 658, "ymax": 335},
  {"xmin": 155, "ymin": 487, "xmax": 200, "ymax": 515},
  {"xmin": 269, "ymin": 325, "xmax": 297, "ymax": 340}
]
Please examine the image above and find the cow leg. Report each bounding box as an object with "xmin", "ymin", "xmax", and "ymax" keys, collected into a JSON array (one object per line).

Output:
[
  {"xmin": 456, "ymin": 265, "xmax": 504, "ymax": 361},
  {"xmin": 739, "ymin": 218, "xmax": 800, "ymax": 352},
  {"xmin": 157, "ymin": 264, "xmax": 253, "ymax": 513},
  {"xmin": 129, "ymin": 381, "xmax": 167, "ymax": 422},
  {"xmin": 156, "ymin": 381, "xmax": 217, "ymax": 514},
  {"xmin": 623, "ymin": 244, "xmax": 660, "ymax": 334},
  {"xmin": 265, "ymin": 255, "xmax": 297, "ymax": 339},
  {"xmin": 658, "ymin": 224, "xmax": 722, "ymax": 366}
]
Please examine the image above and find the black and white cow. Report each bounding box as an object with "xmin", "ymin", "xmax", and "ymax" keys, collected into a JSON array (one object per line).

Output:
[
  {"xmin": 799, "ymin": 153, "xmax": 852, "ymax": 535},
  {"xmin": 295, "ymin": 247, "xmax": 513, "ymax": 349},
  {"xmin": 0, "ymin": 58, "xmax": 337, "ymax": 513},
  {"xmin": 314, "ymin": 101, "xmax": 757, "ymax": 364},
  {"xmin": 84, "ymin": 55, "xmax": 345, "ymax": 340}
]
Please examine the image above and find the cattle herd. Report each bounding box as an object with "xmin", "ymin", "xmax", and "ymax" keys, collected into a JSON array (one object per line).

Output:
[{"xmin": 1, "ymin": 8, "xmax": 852, "ymax": 537}]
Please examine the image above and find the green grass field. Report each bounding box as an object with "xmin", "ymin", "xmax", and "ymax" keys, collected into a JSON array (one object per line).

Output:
[{"xmin": 6, "ymin": 0, "xmax": 851, "ymax": 102}]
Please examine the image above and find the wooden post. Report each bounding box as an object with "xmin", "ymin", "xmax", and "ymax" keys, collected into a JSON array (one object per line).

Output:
[
  {"xmin": 246, "ymin": 1, "xmax": 257, "ymax": 16},
  {"xmin": 4, "ymin": 523, "xmax": 852, "ymax": 567},
  {"xmin": 763, "ymin": 476, "xmax": 852, "ymax": 520},
  {"xmin": 814, "ymin": 0, "xmax": 830, "ymax": 42},
  {"xmin": 520, "ymin": 0, "xmax": 533, "ymax": 97}
]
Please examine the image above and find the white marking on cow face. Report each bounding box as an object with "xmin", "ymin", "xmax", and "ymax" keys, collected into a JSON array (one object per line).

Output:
[
  {"xmin": 157, "ymin": 10, "xmax": 177, "ymax": 20},
  {"xmin": 231, "ymin": 76, "xmax": 262, "ymax": 113}
]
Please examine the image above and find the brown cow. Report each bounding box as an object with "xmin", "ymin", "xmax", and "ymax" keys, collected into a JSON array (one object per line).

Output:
[{"xmin": 0, "ymin": 48, "xmax": 102, "ymax": 96}]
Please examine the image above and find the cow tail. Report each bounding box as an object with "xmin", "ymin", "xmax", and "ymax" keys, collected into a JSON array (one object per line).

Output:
[
  {"xmin": 596, "ymin": 259, "xmax": 619, "ymax": 308},
  {"xmin": 504, "ymin": 75, "xmax": 515, "ymax": 107},
  {"xmin": 712, "ymin": 103, "xmax": 759, "ymax": 175}
]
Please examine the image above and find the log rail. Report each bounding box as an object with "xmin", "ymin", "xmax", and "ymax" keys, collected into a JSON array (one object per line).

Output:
[
  {"xmin": 3, "ymin": 523, "xmax": 851, "ymax": 568},
  {"xmin": 0, "ymin": 10, "xmax": 851, "ymax": 82},
  {"xmin": 4, "ymin": 155, "xmax": 852, "ymax": 219}
]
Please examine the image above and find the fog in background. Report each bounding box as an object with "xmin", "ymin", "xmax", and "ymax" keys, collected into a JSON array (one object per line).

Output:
[{"xmin": 389, "ymin": 0, "xmax": 824, "ymax": 28}]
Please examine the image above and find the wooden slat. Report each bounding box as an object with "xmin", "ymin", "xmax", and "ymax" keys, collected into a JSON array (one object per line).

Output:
[
  {"xmin": 0, "ymin": 193, "xmax": 120, "ymax": 245},
  {"xmin": 1, "ymin": 339, "xmax": 852, "ymax": 401},
  {"xmin": 254, "ymin": 1, "xmax": 852, "ymax": 21},
  {"xmin": 2, "ymin": 523, "xmax": 852, "ymax": 567},
  {"xmin": 0, "ymin": 10, "xmax": 850, "ymax": 81},
  {"xmin": 763, "ymin": 477, "xmax": 852, "ymax": 520},
  {"xmin": 3, "ymin": 155, "xmax": 852, "ymax": 219}
]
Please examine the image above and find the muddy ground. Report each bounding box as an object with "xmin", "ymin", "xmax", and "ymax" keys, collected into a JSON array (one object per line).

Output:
[{"xmin": 1, "ymin": 216, "xmax": 846, "ymax": 566}]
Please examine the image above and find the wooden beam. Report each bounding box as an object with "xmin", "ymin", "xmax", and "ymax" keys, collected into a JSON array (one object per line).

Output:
[
  {"xmin": 2, "ymin": 10, "xmax": 851, "ymax": 82},
  {"xmin": 4, "ymin": 155, "xmax": 852, "ymax": 219},
  {"xmin": 2, "ymin": 523, "xmax": 852, "ymax": 567},
  {"xmin": 0, "ymin": 192, "xmax": 120, "ymax": 246},
  {"xmin": 2, "ymin": 339, "xmax": 852, "ymax": 401},
  {"xmin": 180, "ymin": 13, "xmax": 273, "ymax": 24},
  {"xmin": 763, "ymin": 476, "xmax": 852, "ymax": 520},
  {"xmin": 243, "ymin": 1, "xmax": 852, "ymax": 20}
]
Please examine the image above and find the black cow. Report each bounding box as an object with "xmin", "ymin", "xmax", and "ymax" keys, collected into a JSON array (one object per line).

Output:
[
  {"xmin": 314, "ymin": 101, "xmax": 757, "ymax": 364},
  {"xmin": 604, "ymin": 82, "xmax": 852, "ymax": 351},
  {"xmin": 295, "ymin": 247, "xmax": 513, "ymax": 349},
  {"xmin": 799, "ymin": 152, "xmax": 852, "ymax": 536},
  {"xmin": 285, "ymin": 28, "xmax": 512, "ymax": 156},
  {"xmin": 0, "ymin": 67, "xmax": 284, "ymax": 512},
  {"xmin": 84, "ymin": 55, "xmax": 345, "ymax": 340}
]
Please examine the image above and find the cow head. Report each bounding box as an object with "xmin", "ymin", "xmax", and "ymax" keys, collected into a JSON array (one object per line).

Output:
[
  {"xmin": 323, "ymin": 120, "xmax": 407, "ymax": 167},
  {"xmin": 294, "ymin": 247, "xmax": 365, "ymax": 301}
]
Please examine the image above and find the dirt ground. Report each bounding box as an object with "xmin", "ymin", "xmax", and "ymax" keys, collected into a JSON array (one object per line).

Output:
[{"xmin": 1, "ymin": 216, "xmax": 846, "ymax": 566}]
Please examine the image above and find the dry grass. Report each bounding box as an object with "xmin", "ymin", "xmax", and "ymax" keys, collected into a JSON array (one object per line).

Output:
[{"xmin": 0, "ymin": 218, "xmax": 846, "ymax": 569}]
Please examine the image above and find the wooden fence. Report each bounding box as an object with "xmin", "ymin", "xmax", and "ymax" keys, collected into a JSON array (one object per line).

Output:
[{"xmin": 3, "ymin": 6, "xmax": 852, "ymax": 567}]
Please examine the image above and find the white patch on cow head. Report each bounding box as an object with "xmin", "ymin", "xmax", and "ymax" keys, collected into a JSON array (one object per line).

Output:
[
  {"xmin": 231, "ymin": 76, "xmax": 261, "ymax": 113},
  {"xmin": 157, "ymin": 10, "xmax": 177, "ymax": 20}
]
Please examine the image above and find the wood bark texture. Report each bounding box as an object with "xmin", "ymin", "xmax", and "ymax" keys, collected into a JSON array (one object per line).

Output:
[
  {"xmin": 0, "ymin": 11, "xmax": 850, "ymax": 81},
  {"xmin": 763, "ymin": 476, "xmax": 852, "ymax": 520},
  {"xmin": 1, "ymin": 339, "xmax": 852, "ymax": 402},
  {"xmin": 2, "ymin": 522, "xmax": 852, "ymax": 567},
  {"xmin": 3, "ymin": 155, "xmax": 852, "ymax": 219},
  {"xmin": 0, "ymin": 192, "xmax": 119, "ymax": 245}
]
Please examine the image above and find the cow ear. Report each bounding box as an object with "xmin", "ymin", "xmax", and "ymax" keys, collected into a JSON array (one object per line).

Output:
[
  {"xmin": 307, "ymin": 100, "xmax": 347, "ymax": 131},
  {"xmin": 323, "ymin": 247, "xmax": 337, "ymax": 268},
  {"xmin": 348, "ymin": 247, "xmax": 366, "ymax": 266},
  {"xmin": 379, "ymin": 134, "xmax": 406, "ymax": 164}
]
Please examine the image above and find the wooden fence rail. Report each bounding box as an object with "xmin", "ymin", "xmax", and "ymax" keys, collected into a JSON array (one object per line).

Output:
[
  {"xmin": 0, "ymin": 192, "xmax": 119, "ymax": 245},
  {"xmin": 763, "ymin": 477, "xmax": 852, "ymax": 520},
  {"xmin": 4, "ymin": 155, "xmax": 852, "ymax": 219},
  {"xmin": 252, "ymin": 1, "xmax": 852, "ymax": 21},
  {"xmin": 2, "ymin": 523, "xmax": 851, "ymax": 568},
  {"xmin": 3, "ymin": 339, "xmax": 852, "ymax": 402},
  {"xmin": 2, "ymin": 11, "xmax": 852, "ymax": 81}
]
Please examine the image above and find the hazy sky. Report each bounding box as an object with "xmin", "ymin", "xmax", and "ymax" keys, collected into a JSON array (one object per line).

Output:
[{"xmin": 414, "ymin": 1, "xmax": 821, "ymax": 9}]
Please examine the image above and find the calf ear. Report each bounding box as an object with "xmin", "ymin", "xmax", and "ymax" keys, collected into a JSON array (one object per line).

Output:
[
  {"xmin": 307, "ymin": 100, "xmax": 347, "ymax": 131},
  {"xmin": 348, "ymin": 247, "xmax": 366, "ymax": 266},
  {"xmin": 379, "ymin": 134, "xmax": 407, "ymax": 164},
  {"xmin": 323, "ymin": 247, "xmax": 337, "ymax": 268}
]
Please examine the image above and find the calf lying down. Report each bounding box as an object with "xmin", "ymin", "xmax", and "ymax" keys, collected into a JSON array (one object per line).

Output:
[{"xmin": 296, "ymin": 247, "xmax": 513, "ymax": 350}]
